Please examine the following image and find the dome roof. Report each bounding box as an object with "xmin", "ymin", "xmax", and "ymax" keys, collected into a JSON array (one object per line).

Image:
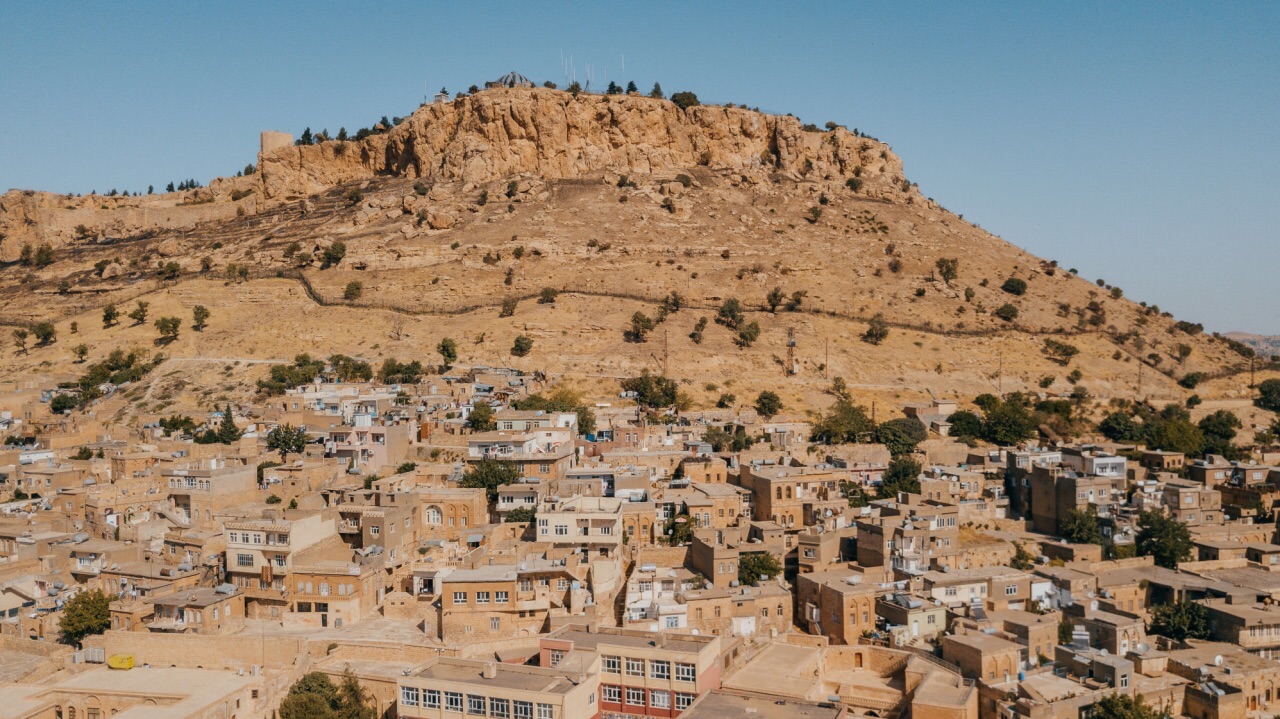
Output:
[{"xmin": 493, "ymin": 71, "xmax": 533, "ymax": 88}]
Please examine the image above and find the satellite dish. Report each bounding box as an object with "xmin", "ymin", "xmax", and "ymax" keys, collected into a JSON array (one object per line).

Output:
[
  {"xmin": 1214, "ymin": 655, "xmax": 1224, "ymax": 666},
  {"xmin": 1136, "ymin": 642, "xmax": 1150, "ymax": 653}
]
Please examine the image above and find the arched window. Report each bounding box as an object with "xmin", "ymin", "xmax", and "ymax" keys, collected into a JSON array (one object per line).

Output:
[
  {"xmin": 425, "ymin": 506, "xmax": 442, "ymax": 525},
  {"xmin": 695, "ymin": 608, "xmax": 703, "ymax": 619},
  {"xmin": 785, "ymin": 486, "xmax": 793, "ymax": 499}
]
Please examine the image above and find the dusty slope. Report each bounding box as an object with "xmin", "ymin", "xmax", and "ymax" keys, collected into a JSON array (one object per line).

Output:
[{"xmin": 0, "ymin": 87, "xmax": 1261, "ymax": 420}]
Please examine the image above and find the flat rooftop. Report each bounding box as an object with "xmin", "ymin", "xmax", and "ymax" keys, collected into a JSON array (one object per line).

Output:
[
  {"xmin": 415, "ymin": 660, "xmax": 578, "ymax": 695},
  {"xmin": 552, "ymin": 627, "xmax": 711, "ymax": 655},
  {"xmin": 682, "ymin": 690, "xmax": 843, "ymax": 719}
]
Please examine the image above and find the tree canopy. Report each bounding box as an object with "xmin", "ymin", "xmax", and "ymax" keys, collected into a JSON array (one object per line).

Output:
[
  {"xmin": 59, "ymin": 589, "xmax": 111, "ymax": 647},
  {"xmin": 1148, "ymin": 600, "xmax": 1210, "ymax": 643},
  {"xmin": 738, "ymin": 552, "xmax": 781, "ymax": 585},
  {"xmin": 1135, "ymin": 510, "xmax": 1192, "ymax": 569},
  {"xmin": 460, "ymin": 459, "xmax": 522, "ymax": 503}
]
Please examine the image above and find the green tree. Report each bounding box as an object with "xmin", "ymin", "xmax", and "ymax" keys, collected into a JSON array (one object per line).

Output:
[
  {"xmin": 467, "ymin": 401, "xmax": 496, "ymax": 432},
  {"xmin": 980, "ymin": 398, "xmax": 1036, "ymax": 445},
  {"xmin": 994, "ymin": 303, "xmax": 1019, "ymax": 322},
  {"xmin": 663, "ymin": 513, "xmax": 698, "ymax": 546},
  {"xmin": 335, "ymin": 670, "xmax": 377, "ymax": 719},
  {"xmin": 32, "ymin": 322, "xmax": 56, "ymax": 347},
  {"xmin": 192, "ymin": 305, "xmax": 210, "ymax": 330},
  {"xmin": 1099, "ymin": 412, "xmax": 1143, "ymax": 442},
  {"xmin": 72, "ymin": 344, "xmax": 89, "ymax": 362},
  {"xmin": 811, "ymin": 400, "xmax": 875, "ymax": 444},
  {"xmin": 1135, "ymin": 510, "xmax": 1192, "ymax": 569},
  {"xmin": 102, "ymin": 303, "xmax": 120, "ymax": 328},
  {"xmin": 670, "ymin": 91, "xmax": 700, "ymax": 109},
  {"xmin": 12, "ymin": 328, "xmax": 28, "ymax": 355},
  {"xmin": 321, "ymin": 240, "xmax": 346, "ymax": 268},
  {"xmin": 626, "ymin": 311, "xmax": 655, "ymax": 342},
  {"xmin": 1199, "ymin": 409, "xmax": 1242, "ymax": 458},
  {"xmin": 755, "ymin": 391, "xmax": 782, "ymax": 419},
  {"xmin": 127, "ymin": 300, "xmax": 149, "ymax": 325},
  {"xmin": 59, "ymin": 589, "xmax": 111, "ymax": 647},
  {"xmin": 1058, "ymin": 619, "xmax": 1074, "ymax": 645},
  {"xmin": 1090, "ymin": 693, "xmax": 1172, "ymax": 719},
  {"xmin": 716, "ymin": 297, "xmax": 745, "ymax": 329},
  {"xmin": 1257, "ymin": 379, "xmax": 1280, "ymax": 412},
  {"xmin": 154, "ymin": 316, "xmax": 181, "ymax": 344},
  {"xmin": 511, "ymin": 334, "xmax": 533, "ymax": 357},
  {"xmin": 947, "ymin": 411, "xmax": 983, "ymax": 440},
  {"xmin": 437, "ymin": 337, "xmax": 458, "ymax": 369},
  {"xmin": 738, "ymin": 552, "xmax": 781, "ymax": 585},
  {"xmin": 935, "ymin": 258, "xmax": 959, "ymax": 285},
  {"xmin": 504, "ymin": 506, "xmax": 536, "ymax": 523},
  {"xmin": 620, "ymin": 371, "xmax": 678, "ymax": 408},
  {"xmin": 735, "ymin": 320, "xmax": 761, "ymax": 348},
  {"xmin": 650, "ymin": 82, "xmax": 664, "ymax": 99},
  {"xmin": 215, "ymin": 405, "xmax": 242, "ymax": 444},
  {"xmin": 343, "ymin": 281, "xmax": 362, "ymax": 300},
  {"xmin": 51, "ymin": 394, "xmax": 77, "ymax": 413},
  {"xmin": 765, "ymin": 286, "xmax": 786, "ymax": 313},
  {"xmin": 267, "ymin": 423, "xmax": 308, "ymax": 461},
  {"xmin": 1001, "ymin": 277, "xmax": 1027, "ymax": 296},
  {"xmin": 877, "ymin": 417, "xmax": 927, "ymax": 457},
  {"xmin": 1144, "ymin": 415, "xmax": 1203, "ymax": 456},
  {"xmin": 625, "ymin": 81, "xmax": 638, "ymax": 94},
  {"xmin": 1148, "ymin": 600, "xmax": 1210, "ymax": 642},
  {"xmin": 862, "ymin": 314, "xmax": 889, "ymax": 345},
  {"xmin": 460, "ymin": 458, "xmax": 521, "ymax": 503},
  {"xmin": 879, "ymin": 456, "xmax": 922, "ymax": 498},
  {"xmin": 1059, "ymin": 508, "xmax": 1104, "ymax": 545}
]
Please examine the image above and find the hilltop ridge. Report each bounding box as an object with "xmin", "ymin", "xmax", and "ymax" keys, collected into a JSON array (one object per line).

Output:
[{"xmin": 0, "ymin": 84, "xmax": 1268, "ymax": 424}]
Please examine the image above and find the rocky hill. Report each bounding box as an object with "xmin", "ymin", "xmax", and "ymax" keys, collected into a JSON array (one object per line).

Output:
[{"xmin": 0, "ymin": 86, "xmax": 1267, "ymax": 423}]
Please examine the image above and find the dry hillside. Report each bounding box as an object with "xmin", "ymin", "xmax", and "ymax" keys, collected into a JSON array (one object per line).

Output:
[{"xmin": 0, "ymin": 86, "xmax": 1267, "ymax": 423}]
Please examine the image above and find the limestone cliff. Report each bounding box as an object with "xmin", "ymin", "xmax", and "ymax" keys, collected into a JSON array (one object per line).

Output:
[{"xmin": 257, "ymin": 88, "xmax": 918, "ymax": 201}]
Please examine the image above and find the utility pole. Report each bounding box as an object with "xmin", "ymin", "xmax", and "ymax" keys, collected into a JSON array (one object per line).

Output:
[
  {"xmin": 824, "ymin": 338, "xmax": 829, "ymax": 379},
  {"xmin": 663, "ymin": 327, "xmax": 669, "ymax": 377}
]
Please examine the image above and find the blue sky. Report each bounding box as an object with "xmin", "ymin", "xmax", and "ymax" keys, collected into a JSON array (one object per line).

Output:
[{"xmin": 2, "ymin": 2, "xmax": 1276, "ymax": 332}]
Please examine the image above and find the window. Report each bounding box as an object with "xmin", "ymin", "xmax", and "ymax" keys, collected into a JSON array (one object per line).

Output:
[
  {"xmin": 676, "ymin": 693, "xmax": 696, "ymax": 710},
  {"xmin": 626, "ymin": 658, "xmax": 644, "ymax": 676},
  {"xmin": 1120, "ymin": 674, "xmax": 1129, "ymax": 688},
  {"xmin": 650, "ymin": 690, "xmax": 671, "ymax": 709},
  {"xmin": 549, "ymin": 649, "xmax": 565, "ymax": 667},
  {"xmin": 236, "ymin": 553, "xmax": 253, "ymax": 567},
  {"xmin": 803, "ymin": 548, "xmax": 816, "ymax": 558},
  {"xmin": 557, "ymin": 579, "xmax": 569, "ymax": 590},
  {"xmin": 491, "ymin": 617, "xmax": 501, "ymax": 631},
  {"xmin": 666, "ymin": 616, "xmax": 680, "ymax": 628},
  {"xmin": 401, "ymin": 687, "xmax": 420, "ymax": 707},
  {"xmin": 425, "ymin": 690, "xmax": 441, "ymax": 709},
  {"xmin": 490, "ymin": 698, "xmax": 510, "ymax": 719},
  {"xmin": 650, "ymin": 660, "xmax": 670, "ymax": 680},
  {"xmin": 603, "ymin": 655, "xmax": 621, "ymax": 673},
  {"xmin": 468, "ymin": 694, "xmax": 486, "ymax": 715},
  {"xmin": 603, "ymin": 685, "xmax": 621, "ymax": 703},
  {"xmin": 626, "ymin": 687, "xmax": 645, "ymax": 706},
  {"xmin": 676, "ymin": 662, "xmax": 696, "ymax": 682},
  {"xmin": 274, "ymin": 554, "xmax": 286, "ymax": 567},
  {"xmin": 496, "ymin": 591, "xmax": 509, "ymax": 603},
  {"xmin": 537, "ymin": 704, "xmax": 553, "ymax": 719},
  {"xmin": 554, "ymin": 525, "xmax": 568, "ymax": 536},
  {"xmin": 477, "ymin": 591, "xmax": 491, "ymax": 604},
  {"xmin": 1005, "ymin": 585, "xmax": 1017, "ymax": 596},
  {"xmin": 601, "ymin": 525, "xmax": 613, "ymax": 535},
  {"xmin": 370, "ymin": 525, "xmax": 380, "ymax": 535},
  {"xmin": 513, "ymin": 701, "xmax": 533, "ymax": 719},
  {"xmin": 453, "ymin": 592, "xmax": 467, "ymax": 604},
  {"xmin": 445, "ymin": 692, "xmax": 464, "ymax": 712}
]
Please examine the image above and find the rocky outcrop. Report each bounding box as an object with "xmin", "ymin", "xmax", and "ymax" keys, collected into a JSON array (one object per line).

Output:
[{"xmin": 258, "ymin": 87, "xmax": 917, "ymax": 201}]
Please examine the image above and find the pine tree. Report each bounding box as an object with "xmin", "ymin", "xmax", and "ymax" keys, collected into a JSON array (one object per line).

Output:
[
  {"xmin": 216, "ymin": 405, "xmax": 242, "ymax": 444},
  {"xmin": 650, "ymin": 82, "xmax": 664, "ymax": 99}
]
